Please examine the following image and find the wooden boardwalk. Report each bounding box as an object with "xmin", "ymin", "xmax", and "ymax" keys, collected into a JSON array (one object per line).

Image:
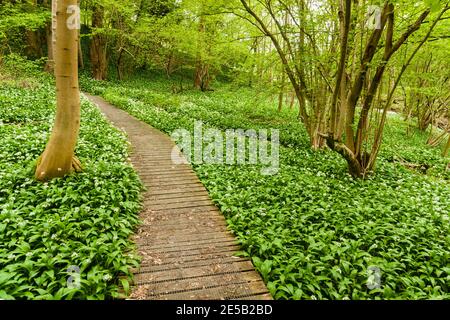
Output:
[{"xmin": 85, "ymin": 94, "xmax": 271, "ymax": 300}]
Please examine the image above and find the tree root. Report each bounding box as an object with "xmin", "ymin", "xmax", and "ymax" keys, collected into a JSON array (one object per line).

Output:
[
  {"xmin": 35, "ymin": 155, "xmax": 83, "ymax": 182},
  {"xmin": 72, "ymin": 156, "xmax": 83, "ymax": 173}
]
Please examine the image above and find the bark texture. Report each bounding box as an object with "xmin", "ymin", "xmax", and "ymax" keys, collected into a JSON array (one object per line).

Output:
[
  {"xmin": 44, "ymin": 0, "xmax": 57, "ymax": 73},
  {"xmin": 90, "ymin": 4, "xmax": 107, "ymax": 80}
]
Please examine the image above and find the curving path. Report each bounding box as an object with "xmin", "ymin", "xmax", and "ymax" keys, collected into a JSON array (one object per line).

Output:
[{"xmin": 84, "ymin": 94, "xmax": 271, "ymax": 300}]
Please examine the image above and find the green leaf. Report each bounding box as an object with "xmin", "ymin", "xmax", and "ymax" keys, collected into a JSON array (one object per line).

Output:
[
  {"xmin": 120, "ymin": 278, "xmax": 130, "ymax": 295},
  {"xmin": 260, "ymin": 260, "xmax": 273, "ymax": 280}
]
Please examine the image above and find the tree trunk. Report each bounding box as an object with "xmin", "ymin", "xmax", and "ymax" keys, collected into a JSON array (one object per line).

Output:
[
  {"xmin": 289, "ymin": 92, "xmax": 295, "ymax": 110},
  {"xmin": 278, "ymin": 71, "xmax": 285, "ymax": 112},
  {"xmin": 25, "ymin": 27, "xmax": 43, "ymax": 59},
  {"xmin": 90, "ymin": 5, "xmax": 107, "ymax": 80},
  {"xmin": 194, "ymin": 14, "xmax": 210, "ymax": 91},
  {"xmin": 330, "ymin": 0, "xmax": 351, "ymax": 139},
  {"xmin": 78, "ymin": 37, "xmax": 84, "ymax": 69},
  {"xmin": 117, "ymin": 48, "xmax": 124, "ymax": 81},
  {"xmin": 44, "ymin": 0, "xmax": 57, "ymax": 73},
  {"xmin": 194, "ymin": 58, "xmax": 210, "ymax": 91},
  {"xmin": 194, "ymin": 65, "xmax": 208, "ymax": 90},
  {"xmin": 35, "ymin": 0, "xmax": 82, "ymax": 181},
  {"xmin": 44, "ymin": 24, "xmax": 54, "ymax": 72},
  {"xmin": 325, "ymin": 3, "xmax": 436, "ymax": 178}
]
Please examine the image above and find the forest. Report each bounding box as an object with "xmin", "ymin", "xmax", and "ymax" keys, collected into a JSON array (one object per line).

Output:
[{"xmin": 0, "ymin": 0, "xmax": 449, "ymax": 301}]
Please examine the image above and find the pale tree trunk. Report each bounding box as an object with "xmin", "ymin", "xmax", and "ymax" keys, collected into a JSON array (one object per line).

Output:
[{"xmin": 36, "ymin": 0, "xmax": 82, "ymax": 181}]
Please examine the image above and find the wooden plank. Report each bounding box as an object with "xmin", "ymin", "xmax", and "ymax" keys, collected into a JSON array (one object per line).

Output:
[
  {"xmin": 137, "ymin": 223, "xmax": 231, "ymax": 236},
  {"xmin": 133, "ymin": 256, "xmax": 248, "ymax": 274},
  {"xmin": 139, "ymin": 215, "xmax": 227, "ymax": 228},
  {"xmin": 150, "ymin": 205, "xmax": 220, "ymax": 215},
  {"xmin": 236, "ymin": 293, "xmax": 273, "ymax": 300},
  {"xmin": 143, "ymin": 176, "xmax": 201, "ymax": 185},
  {"xmin": 132, "ymin": 164, "xmax": 191, "ymax": 170},
  {"xmin": 139, "ymin": 239, "xmax": 238, "ymax": 253},
  {"xmin": 138, "ymin": 251, "xmax": 245, "ymax": 269},
  {"xmin": 145, "ymin": 190, "xmax": 207, "ymax": 200},
  {"xmin": 138, "ymin": 209, "xmax": 225, "ymax": 220},
  {"xmin": 147, "ymin": 283, "xmax": 269, "ymax": 300},
  {"xmin": 146, "ymin": 181, "xmax": 205, "ymax": 188},
  {"xmin": 140, "ymin": 270, "xmax": 262, "ymax": 292},
  {"xmin": 140, "ymin": 242, "xmax": 240, "ymax": 256},
  {"xmin": 147, "ymin": 199, "xmax": 215, "ymax": 211},
  {"xmin": 147, "ymin": 187, "xmax": 208, "ymax": 195},
  {"xmin": 138, "ymin": 245, "xmax": 242, "ymax": 266},
  {"xmin": 134, "ymin": 232, "xmax": 236, "ymax": 246},
  {"xmin": 138, "ymin": 172, "xmax": 197, "ymax": 179},
  {"xmin": 138, "ymin": 209, "xmax": 222, "ymax": 219},
  {"xmin": 134, "ymin": 261, "xmax": 256, "ymax": 284}
]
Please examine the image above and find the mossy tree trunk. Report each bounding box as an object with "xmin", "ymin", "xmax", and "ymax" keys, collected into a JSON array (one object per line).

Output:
[{"xmin": 35, "ymin": 0, "xmax": 82, "ymax": 181}]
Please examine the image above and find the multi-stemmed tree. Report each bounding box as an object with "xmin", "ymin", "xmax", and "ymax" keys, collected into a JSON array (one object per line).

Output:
[
  {"xmin": 35, "ymin": 0, "xmax": 82, "ymax": 181},
  {"xmin": 238, "ymin": 0, "xmax": 449, "ymax": 177}
]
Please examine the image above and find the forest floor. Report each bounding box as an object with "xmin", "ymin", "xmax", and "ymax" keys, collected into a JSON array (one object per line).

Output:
[
  {"xmin": 0, "ymin": 56, "xmax": 449, "ymax": 300},
  {"xmin": 81, "ymin": 72, "xmax": 450, "ymax": 300}
]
